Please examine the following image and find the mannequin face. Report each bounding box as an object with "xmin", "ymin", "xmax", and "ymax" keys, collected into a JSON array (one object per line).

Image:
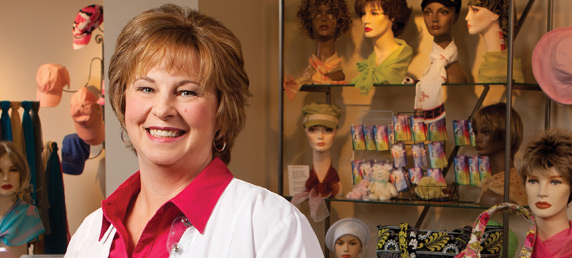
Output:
[
  {"xmin": 361, "ymin": 3, "xmax": 393, "ymax": 40},
  {"xmin": 312, "ymin": 4, "xmax": 337, "ymax": 41},
  {"xmin": 334, "ymin": 234, "xmax": 362, "ymax": 258},
  {"xmin": 0, "ymin": 154, "xmax": 21, "ymax": 199},
  {"xmin": 526, "ymin": 167, "xmax": 571, "ymax": 222},
  {"xmin": 465, "ymin": 5, "xmax": 499, "ymax": 35},
  {"xmin": 474, "ymin": 126, "xmax": 503, "ymax": 157},
  {"xmin": 305, "ymin": 125, "xmax": 337, "ymax": 153},
  {"xmin": 423, "ymin": 3, "xmax": 457, "ymax": 39}
]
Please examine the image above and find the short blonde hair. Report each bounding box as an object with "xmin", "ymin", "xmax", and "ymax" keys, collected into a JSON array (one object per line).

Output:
[
  {"xmin": 108, "ymin": 4, "xmax": 251, "ymax": 164},
  {"xmin": 0, "ymin": 141, "xmax": 32, "ymax": 203}
]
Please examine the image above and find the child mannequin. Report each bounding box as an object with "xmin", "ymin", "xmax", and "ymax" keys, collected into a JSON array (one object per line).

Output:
[
  {"xmin": 351, "ymin": 0, "xmax": 413, "ymax": 95},
  {"xmin": 291, "ymin": 103, "xmax": 342, "ymax": 222},
  {"xmin": 465, "ymin": 0, "xmax": 524, "ymax": 83},
  {"xmin": 473, "ymin": 103, "xmax": 527, "ymax": 206},
  {"xmin": 0, "ymin": 141, "xmax": 44, "ymax": 258},
  {"xmin": 325, "ymin": 218, "xmax": 370, "ymax": 258},
  {"xmin": 283, "ymin": 0, "xmax": 353, "ymax": 99},
  {"xmin": 519, "ymin": 129, "xmax": 572, "ymax": 257}
]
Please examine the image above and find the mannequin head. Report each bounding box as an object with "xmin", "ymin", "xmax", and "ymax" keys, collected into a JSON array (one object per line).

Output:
[
  {"xmin": 466, "ymin": 0, "xmax": 510, "ymax": 39},
  {"xmin": 297, "ymin": 0, "xmax": 353, "ymax": 41},
  {"xmin": 471, "ymin": 103, "xmax": 523, "ymax": 159},
  {"xmin": 421, "ymin": 0, "xmax": 462, "ymax": 39},
  {"xmin": 0, "ymin": 141, "xmax": 32, "ymax": 204},
  {"xmin": 354, "ymin": 0, "xmax": 411, "ymax": 38},
  {"xmin": 519, "ymin": 129, "xmax": 572, "ymax": 221},
  {"xmin": 302, "ymin": 103, "xmax": 342, "ymax": 153},
  {"xmin": 325, "ymin": 218, "xmax": 370, "ymax": 258}
]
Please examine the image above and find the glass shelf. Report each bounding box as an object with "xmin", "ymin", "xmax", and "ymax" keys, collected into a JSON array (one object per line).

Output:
[
  {"xmin": 299, "ymin": 82, "xmax": 541, "ymax": 92},
  {"xmin": 285, "ymin": 196, "xmax": 494, "ymax": 210}
]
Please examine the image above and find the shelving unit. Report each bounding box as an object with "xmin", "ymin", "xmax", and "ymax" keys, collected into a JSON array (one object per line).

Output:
[{"xmin": 278, "ymin": 0, "xmax": 550, "ymax": 257}]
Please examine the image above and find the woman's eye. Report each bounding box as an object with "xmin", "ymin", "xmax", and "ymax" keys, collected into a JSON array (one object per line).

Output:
[
  {"xmin": 307, "ymin": 127, "xmax": 316, "ymax": 132},
  {"xmin": 136, "ymin": 86, "xmax": 153, "ymax": 93},
  {"xmin": 325, "ymin": 128, "xmax": 334, "ymax": 133},
  {"xmin": 179, "ymin": 90, "xmax": 198, "ymax": 97},
  {"xmin": 472, "ymin": 7, "xmax": 479, "ymax": 12},
  {"xmin": 441, "ymin": 10, "xmax": 449, "ymax": 15},
  {"xmin": 9, "ymin": 168, "xmax": 19, "ymax": 173},
  {"xmin": 551, "ymin": 180, "xmax": 562, "ymax": 185},
  {"xmin": 423, "ymin": 11, "xmax": 430, "ymax": 16},
  {"xmin": 527, "ymin": 178, "xmax": 538, "ymax": 184}
]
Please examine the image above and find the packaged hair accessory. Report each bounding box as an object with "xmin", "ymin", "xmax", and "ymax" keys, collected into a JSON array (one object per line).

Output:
[
  {"xmin": 453, "ymin": 120, "xmax": 471, "ymax": 146},
  {"xmin": 427, "ymin": 118, "xmax": 447, "ymax": 142},
  {"xmin": 373, "ymin": 125, "xmax": 389, "ymax": 151},
  {"xmin": 410, "ymin": 116, "xmax": 427, "ymax": 142},
  {"xmin": 393, "ymin": 115, "xmax": 411, "ymax": 142},
  {"xmin": 468, "ymin": 156, "xmax": 480, "ymax": 186},
  {"xmin": 392, "ymin": 167, "xmax": 411, "ymax": 192},
  {"xmin": 428, "ymin": 142, "xmax": 447, "ymax": 168},
  {"xmin": 391, "ymin": 142, "xmax": 407, "ymax": 168},
  {"xmin": 408, "ymin": 167, "xmax": 423, "ymax": 185},
  {"xmin": 363, "ymin": 124, "xmax": 376, "ymax": 151},
  {"xmin": 478, "ymin": 156, "xmax": 491, "ymax": 182},
  {"xmin": 412, "ymin": 143, "xmax": 428, "ymax": 168},
  {"xmin": 454, "ymin": 155, "xmax": 470, "ymax": 185},
  {"xmin": 427, "ymin": 168, "xmax": 445, "ymax": 183},
  {"xmin": 351, "ymin": 124, "xmax": 366, "ymax": 151},
  {"xmin": 468, "ymin": 120, "xmax": 476, "ymax": 147}
]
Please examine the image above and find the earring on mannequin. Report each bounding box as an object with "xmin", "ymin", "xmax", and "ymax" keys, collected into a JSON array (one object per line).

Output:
[{"xmin": 213, "ymin": 140, "xmax": 226, "ymax": 152}]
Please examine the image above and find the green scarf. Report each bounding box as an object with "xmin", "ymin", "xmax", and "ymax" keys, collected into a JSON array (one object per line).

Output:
[
  {"xmin": 478, "ymin": 50, "xmax": 524, "ymax": 83},
  {"xmin": 351, "ymin": 39, "xmax": 413, "ymax": 95}
]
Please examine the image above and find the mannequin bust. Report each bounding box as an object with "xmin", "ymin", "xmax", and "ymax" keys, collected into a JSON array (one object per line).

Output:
[
  {"xmin": 465, "ymin": 0, "xmax": 524, "ymax": 83},
  {"xmin": 302, "ymin": 102, "xmax": 342, "ymax": 198},
  {"xmin": 0, "ymin": 141, "xmax": 44, "ymax": 258},
  {"xmin": 351, "ymin": 0, "xmax": 413, "ymax": 95},
  {"xmin": 473, "ymin": 103, "xmax": 527, "ymax": 206},
  {"xmin": 421, "ymin": 0, "xmax": 467, "ymax": 83},
  {"xmin": 283, "ymin": 0, "xmax": 352, "ymax": 99},
  {"xmin": 325, "ymin": 218, "xmax": 370, "ymax": 258},
  {"xmin": 519, "ymin": 129, "xmax": 572, "ymax": 257}
]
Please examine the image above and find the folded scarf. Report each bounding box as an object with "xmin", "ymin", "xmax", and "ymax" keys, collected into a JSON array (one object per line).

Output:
[{"xmin": 478, "ymin": 50, "xmax": 524, "ymax": 83}]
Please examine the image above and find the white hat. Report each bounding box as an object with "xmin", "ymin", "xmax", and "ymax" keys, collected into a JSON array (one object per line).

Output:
[{"xmin": 325, "ymin": 218, "xmax": 370, "ymax": 252}]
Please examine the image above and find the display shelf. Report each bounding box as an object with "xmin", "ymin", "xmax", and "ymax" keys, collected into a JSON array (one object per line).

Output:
[
  {"xmin": 285, "ymin": 196, "xmax": 492, "ymax": 209},
  {"xmin": 300, "ymin": 82, "xmax": 541, "ymax": 92}
]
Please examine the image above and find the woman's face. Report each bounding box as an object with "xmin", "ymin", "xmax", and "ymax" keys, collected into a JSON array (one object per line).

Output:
[
  {"xmin": 465, "ymin": 5, "xmax": 499, "ymax": 35},
  {"xmin": 124, "ymin": 61, "xmax": 219, "ymax": 169},
  {"xmin": 423, "ymin": 2, "xmax": 457, "ymax": 38},
  {"xmin": 474, "ymin": 126, "xmax": 503, "ymax": 156},
  {"xmin": 526, "ymin": 167, "xmax": 571, "ymax": 222},
  {"xmin": 305, "ymin": 125, "xmax": 336, "ymax": 153},
  {"xmin": 334, "ymin": 234, "xmax": 362, "ymax": 258},
  {"xmin": 361, "ymin": 3, "xmax": 393, "ymax": 40},
  {"xmin": 312, "ymin": 4, "xmax": 337, "ymax": 40},
  {"xmin": 0, "ymin": 154, "xmax": 21, "ymax": 198}
]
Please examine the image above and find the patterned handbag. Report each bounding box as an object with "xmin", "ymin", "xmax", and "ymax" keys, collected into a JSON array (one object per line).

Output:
[
  {"xmin": 455, "ymin": 203, "xmax": 536, "ymax": 258},
  {"xmin": 377, "ymin": 222, "xmax": 504, "ymax": 257}
]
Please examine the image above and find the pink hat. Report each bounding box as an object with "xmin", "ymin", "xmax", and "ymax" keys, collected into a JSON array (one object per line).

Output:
[
  {"xmin": 71, "ymin": 87, "xmax": 105, "ymax": 145},
  {"xmin": 72, "ymin": 5, "xmax": 103, "ymax": 50},
  {"xmin": 36, "ymin": 64, "xmax": 70, "ymax": 107},
  {"xmin": 532, "ymin": 26, "xmax": 572, "ymax": 105}
]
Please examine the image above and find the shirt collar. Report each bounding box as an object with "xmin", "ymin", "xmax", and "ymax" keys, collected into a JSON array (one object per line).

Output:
[{"xmin": 99, "ymin": 157, "xmax": 233, "ymax": 240}]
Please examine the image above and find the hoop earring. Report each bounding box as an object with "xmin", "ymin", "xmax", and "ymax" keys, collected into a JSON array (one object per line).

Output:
[{"xmin": 213, "ymin": 140, "xmax": 226, "ymax": 152}]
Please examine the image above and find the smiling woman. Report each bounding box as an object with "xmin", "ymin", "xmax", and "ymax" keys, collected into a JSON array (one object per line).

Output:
[{"xmin": 64, "ymin": 4, "xmax": 323, "ymax": 258}]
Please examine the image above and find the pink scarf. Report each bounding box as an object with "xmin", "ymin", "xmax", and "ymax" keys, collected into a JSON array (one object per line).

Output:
[{"xmin": 532, "ymin": 221, "xmax": 572, "ymax": 258}]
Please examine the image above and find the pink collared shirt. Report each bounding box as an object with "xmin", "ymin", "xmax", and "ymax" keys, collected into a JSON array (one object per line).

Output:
[{"xmin": 101, "ymin": 157, "xmax": 232, "ymax": 257}]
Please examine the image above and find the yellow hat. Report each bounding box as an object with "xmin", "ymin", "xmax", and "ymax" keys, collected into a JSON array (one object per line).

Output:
[{"xmin": 302, "ymin": 103, "xmax": 342, "ymax": 129}]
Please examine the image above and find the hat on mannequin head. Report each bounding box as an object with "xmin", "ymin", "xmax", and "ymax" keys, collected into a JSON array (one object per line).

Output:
[
  {"xmin": 302, "ymin": 103, "xmax": 342, "ymax": 129},
  {"xmin": 325, "ymin": 218, "xmax": 370, "ymax": 253}
]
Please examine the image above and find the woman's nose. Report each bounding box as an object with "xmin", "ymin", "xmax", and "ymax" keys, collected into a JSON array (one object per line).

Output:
[{"xmin": 152, "ymin": 94, "xmax": 176, "ymax": 119}]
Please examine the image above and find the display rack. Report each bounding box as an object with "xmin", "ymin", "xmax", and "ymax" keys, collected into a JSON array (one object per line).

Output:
[{"xmin": 278, "ymin": 0, "xmax": 551, "ymax": 257}]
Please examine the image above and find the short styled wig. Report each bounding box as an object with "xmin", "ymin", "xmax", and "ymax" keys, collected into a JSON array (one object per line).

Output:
[
  {"xmin": 354, "ymin": 0, "xmax": 412, "ymax": 37},
  {"xmin": 0, "ymin": 141, "xmax": 32, "ymax": 203},
  {"xmin": 518, "ymin": 129, "xmax": 572, "ymax": 203},
  {"xmin": 296, "ymin": 0, "xmax": 353, "ymax": 40},
  {"xmin": 108, "ymin": 4, "xmax": 251, "ymax": 164},
  {"xmin": 471, "ymin": 102, "xmax": 523, "ymax": 159}
]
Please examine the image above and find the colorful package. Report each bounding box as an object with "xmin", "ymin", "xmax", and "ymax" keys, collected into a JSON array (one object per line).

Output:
[
  {"xmin": 427, "ymin": 118, "xmax": 448, "ymax": 142},
  {"xmin": 392, "ymin": 167, "xmax": 411, "ymax": 192},
  {"xmin": 428, "ymin": 142, "xmax": 447, "ymax": 168},
  {"xmin": 363, "ymin": 124, "xmax": 376, "ymax": 151},
  {"xmin": 351, "ymin": 160, "xmax": 363, "ymax": 185},
  {"xmin": 391, "ymin": 142, "xmax": 407, "ymax": 168},
  {"xmin": 393, "ymin": 115, "xmax": 411, "ymax": 142},
  {"xmin": 351, "ymin": 124, "xmax": 366, "ymax": 151},
  {"xmin": 410, "ymin": 116, "xmax": 427, "ymax": 142},
  {"xmin": 478, "ymin": 156, "xmax": 491, "ymax": 182},
  {"xmin": 468, "ymin": 156, "xmax": 480, "ymax": 186},
  {"xmin": 427, "ymin": 168, "xmax": 446, "ymax": 183},
  {"xmin": 387, "ymin": 124, "xmax": 395, "ymax": 148},
  {"xmin": 373, "ymin": 125, "xmax": 389, "ymax": 151},
  {"xmin": 468, "ymin": 120, "xmax": 476, "ymax": 147},
  {"xmin": 408, "ymin": 167, "xmax": 424, "ymax": 184},
  {"xmin": 412, "ymin": 143, "xmax": 428, "ymax": 168},
  {"xmin": 454, "ymin": 155, "xmax": 470, "ymax": 185},
  {"xmin": 453, "ymin": 120, "xmax": 471, "ymax": 146}
]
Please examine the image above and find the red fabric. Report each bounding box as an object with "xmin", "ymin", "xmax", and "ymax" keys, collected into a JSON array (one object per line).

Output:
[
  {"xmin": 100, "ymin": 158, "xmax": 233, "ymax": 258},
  {"xmin": 532, "ymin": 221, "xmax": 572, "ymax": 258},
  {"xmin": 304, "ymin": 165, "xmax": 340, "ymax": 197}
]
